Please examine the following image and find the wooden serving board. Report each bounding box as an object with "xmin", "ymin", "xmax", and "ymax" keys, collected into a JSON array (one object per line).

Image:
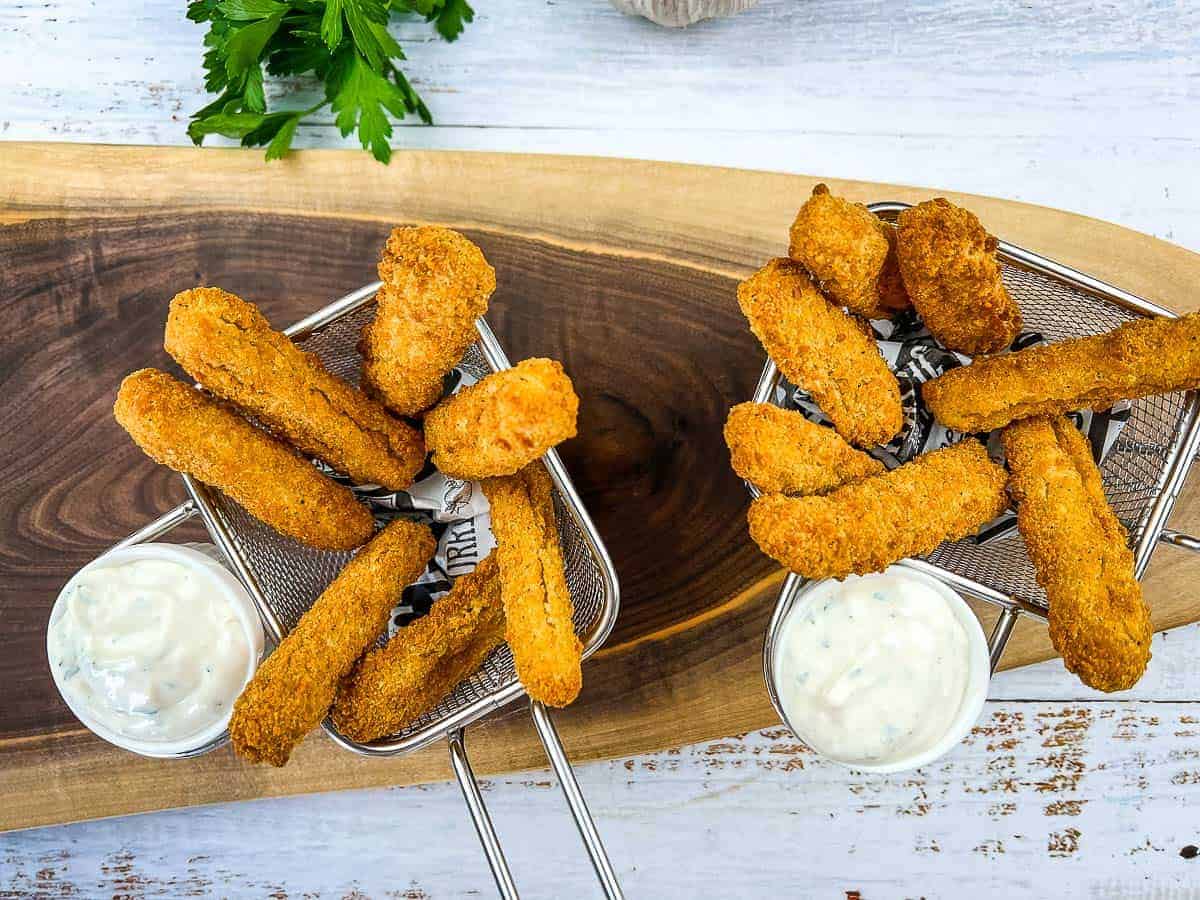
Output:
[{"xmin": 3, "ymin": 142, "xmax": 1200, "ymax": 832}]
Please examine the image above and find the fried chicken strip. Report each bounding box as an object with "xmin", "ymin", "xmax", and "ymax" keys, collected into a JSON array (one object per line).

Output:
[
  {"xmin": 737, "ymin": 258, "xmax": 902, "ymax": 447},
  {"xmin": 425, "ymin": 358, "xmax": 579, "ymax": 480},
  {"xmin": 747, "ymin": 440, "xmax": 1008, "ymax": 579},
  {"xmin": 114, "ymin": 368, "xmax": 374, "ymax": 550},
  {"xmin": 896, "ymin": 198, "xmax": 1022, "ymax": 355},
  {"xmin": 229, "ymin": 518, "xmax": 436, "ymax": 765},
  {"xmin": 788, "ymin": 183, "xmax": 909, "ymax": 319},
  {"xmin": 165, "ymin": 287, "xmax": 425, "ymax": 490},
  {"xmin": 724, "ymin": 402, "xmax": 884, "ymax": 495},
  {"xmin": 360, "ymin": 226, "xmax": 496, "ymax": 417},
  {"xmin": 331, "ymin": 554, "xmax": 506, "ymax": 742},
  {"xmin": 923, "ymin": 312, "xmax": 1200, "ymax": 433},
  {"xmin": 1002, "ymin": 417, "xmax": 1151, "ymax": 692},
  {"xmin": 483, "ymin": 463, "xmax": 582, "ymax": 707}
]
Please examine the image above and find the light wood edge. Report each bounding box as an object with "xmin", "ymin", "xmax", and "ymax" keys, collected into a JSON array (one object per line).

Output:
[{"xmin": 3, "ymin": 143, "xmax": 1200, "ymax": 303}]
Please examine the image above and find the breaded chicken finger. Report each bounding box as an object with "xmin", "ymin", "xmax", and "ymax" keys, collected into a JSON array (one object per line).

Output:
[
  {"xmin": 789, "ymin": 184, "xmax": 909, "ymax": 319},
  {"xmin": 165, "ymin": 287, "xmax": 425, "ymax": 490},
  {"xmin": 897, "ymin": 198, "xmax": 1021, "ymax": 355},
  {"xmin": 332, "ymin": 555, "xmax": 506, "ymax": 742},
  {"xmin": 360, "ymin": 226, "xmax": 496, "ymax": 417},
  {"xmin": 923, "ymin": 312, "xmax": 1200, "ymax": 433},
  {"xmin": 1003, "ymin": 417, "xmax": 1151, "ymax": 692},
  {"xmin": 724, "ymin": 402, "xmax": 883, "ymax": 495},
  {"xmin": 425, "ymin": 358, "xmax": 579, "ymax": 480},
  {"xmin": 229, "ymin": 518, "xmax": 436, "ymax": 765},
  {"xmin": 484, "ymin": 463, "xmax": 582, "ymax": 707},
  {"xmin": 738, "ymin": 258, "xmax": 902, "ymax": 447},
  {"xmin": 114, "ymin": 369, "xmax": 374, "ymax": 550},
  {"xmin": 747, "ymin": 440, "xmax": 1008, "ymax": 579}
]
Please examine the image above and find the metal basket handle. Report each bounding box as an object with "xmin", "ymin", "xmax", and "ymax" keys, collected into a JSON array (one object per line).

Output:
[
  {"xmin": 449, "ymin": 700, "xmax": 624, "ymax": 899},
  {"xmin": 108, "ymin": 504, "xmax": 622, "ymax": 898}
]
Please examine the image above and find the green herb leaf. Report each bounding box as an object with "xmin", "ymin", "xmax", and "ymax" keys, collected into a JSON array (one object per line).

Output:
[
  {"xmin": 224, "ymin": 13, "xmax": 285, "ymax": 79},
  {"xmin": 265, "ymin": 114, "xmax": 303, "ymax": 160},
  {"xmin": 241, "ymin": 65, "xmax": 266, "ymax": 112},
  {"xmin": 319, "ymin": 0, "xmax": 343, "ymax": 49},
  {"xmin": 217, "ymin": 0, "xmax": 289, "ymax": 20},
  {"xmin": 188, "ymin": 0, "xmax": 467, "ymax": 162},
  {"xmin": 329, "ymin": 49, "xmax": 411, "ymax": 162},
  {"xmin": 187, "ymin": 0, "xmax": 221, "ymax": 23},
  {"xmin": 342, "ymin": 0, "xmax": 392, "ymax": 71},
  {"xmin": 432, "ymin": 0, "xmax": 473, "ymax": 41},
  {"xmin": 396, "ymin": 0, "xmax": 473, "ymax": 41},
  {"xmin": 187, "ymin": 110, "xmax": 269, "ymax": 143}
]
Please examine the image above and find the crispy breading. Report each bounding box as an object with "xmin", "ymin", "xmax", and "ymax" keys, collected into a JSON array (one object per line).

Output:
[
  {"xmin": 788, "ymin": 183, "xmax": 910, "ymax": 319},
  {"xmin": 737, "ymin": 258, "xmax": 903, "ymax": 447},
  {"xmin": 165, "ymin": 287, "xmax": 425, "ymax": 490},
  {"xmin": 747, "ymin": 440, "xmax": 1008, "ymax": 579},
  {"xmin": 114, "ymin": 368, "xmax": 374, "ymax": 550},
  {"xmin": 331, "ymin": 554, "xmax": 506, "ymax": 742},
  {"xmin": 895, "ymin": 198, "xmax": 1021, "ymax": 356},
  {"xmin": 723, "ymin": 402, "xmax": 884, "ymax": 495},
  {"xmin": 1002, "ymin": 417, "xmax": 1151, "ymax": 692},
  {"xmin": 229, "ymin": 518, "xmax": 436, "ymax": 765},
  {"xmin": 923, "ymin": 312, "xmax": 1200, "ymax": 433},
  {"xmin": 483, "ymin": 463, "xmax": 582, "ymax": 707},
  {"xmin": 425, "ymin": 358, "xmax": 579, "ymax": 480},
  {"xmin": 359, "ymin": 226, "xmax": 496, "ymax": 417}
]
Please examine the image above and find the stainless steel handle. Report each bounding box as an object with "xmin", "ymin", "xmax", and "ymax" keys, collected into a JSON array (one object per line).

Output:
[
  {"xmin": 110, "ymin": 500, "xmax": 197, "ymax": 550},
  {"xmin": 448, "ymin": 730, "xmax": 520, "ymax": 900},
  {"xmin": 1159, "ymin": 527, "xmax": 1200, "ymax": 553},
  {"xmin": 530, "ymin": 700, "xmax": 625, "ymax": 900},
  {"xmin": 449, "ymin": 707, "xmax": 624, "ymax": 900},
  {"xmin": 987, "ymin": 607, "xmax": 1020, "ymax": 674}
]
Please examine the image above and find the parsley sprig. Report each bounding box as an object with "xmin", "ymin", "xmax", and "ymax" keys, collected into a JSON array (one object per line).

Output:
[{"xmin": 186, "ymin": 0, "xmax": 474, "ymax": 162}]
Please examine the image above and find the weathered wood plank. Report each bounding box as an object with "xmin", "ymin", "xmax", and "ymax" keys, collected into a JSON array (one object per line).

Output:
[{"xmin": 4, "ymin": 700, "xmax": 1200, "ymax": 897}]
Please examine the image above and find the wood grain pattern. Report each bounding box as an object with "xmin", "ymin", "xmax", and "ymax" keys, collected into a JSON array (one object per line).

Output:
[{"xmin": 3, "ymin": 142, "xmax": 1200, "ymax": 832}]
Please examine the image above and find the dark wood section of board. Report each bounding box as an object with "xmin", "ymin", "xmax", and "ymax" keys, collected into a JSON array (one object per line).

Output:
[{"xmin": 0, "ymin": 212, "xmax": 775, "ymax": 742}]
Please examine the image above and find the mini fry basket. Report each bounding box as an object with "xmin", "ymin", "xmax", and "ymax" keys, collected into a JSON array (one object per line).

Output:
[
  {"xmin": 753, "ymin": 201, "xmax": 1200, "ymax": 691},
  {"xmin": 112, "ymin": 282, "xmax": 624, "ymax": 900}
]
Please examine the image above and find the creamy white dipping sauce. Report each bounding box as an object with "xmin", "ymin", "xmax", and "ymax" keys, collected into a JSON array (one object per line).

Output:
[
  {"xmin": 773, "ymin": 570, "xmax": 975, "ymax": 768},
  {"xmin": 48, "ymin": 557, "xmax": 253, "ymax": 746}
]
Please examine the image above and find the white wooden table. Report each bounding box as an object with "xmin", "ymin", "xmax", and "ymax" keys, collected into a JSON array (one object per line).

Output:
[{"xmin": 3, "ymin": 1, "xmax": 1200, "ymax": 896}]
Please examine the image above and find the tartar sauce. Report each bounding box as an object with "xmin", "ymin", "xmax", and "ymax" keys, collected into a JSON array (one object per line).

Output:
[
  {"xmin": 48, "ymin": 557, "xmax": 253, "ymax": 745},
  {"xmin": 773, "ymin": 569, "xmax": 974, "ymax": 767}
]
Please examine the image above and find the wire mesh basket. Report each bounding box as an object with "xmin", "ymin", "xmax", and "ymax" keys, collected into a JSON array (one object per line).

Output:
[
  {"xmin": 113, "ymin": 282, "xmax": 623, "ymax": 899},
  {"xmin": 752, "ymin": 201, "xmax": 1200, "ymax": 672}
]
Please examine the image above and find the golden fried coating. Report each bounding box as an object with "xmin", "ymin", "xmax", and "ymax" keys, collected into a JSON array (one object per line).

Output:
[
  {"xmin": 723, "ymin": 402, "xmax": 884, "ymax": 495},
  {"xmin": 360, "ymin": 226, "xmax": 496, "ymax": 417},
  {"xmin": 229, "ymin": 518, "xmax": 436, "ymax": 765},
  {"xmin": 331, "ymin": 554, "xmax": 506, "ymax": 742},
  {"xmin": 165, "ymin": 287, "xmax": 425, "ymax": 490},
  {"xmin": 747, "ymin": 440, "xmax": 1008, "ymax": 579},
  {"xmin": 737, "ymin": 258, "xmax": 903, "ymax": 447},
  {"xmin": 1003, "ymin": 417, "xmax": 1151, "ymax": 692},
  {"xmin": 425, "ymin": 358, "xmax": 579, "ymax": 480},
  {"xmin": 788, "ymin": 183, "xmax": 909, "ymax": 319},
  {"xmin": 923, "ymin": 312, "xmax": 1200, "ymax": 433},
  {"xmin": 896, "ymin": 198, "xmax": 1021, "ymax": 355},
  {"xmin": 483, "ymin": 463, "xmax": 582, "ymax": 707},
  {"xmin": 114, "ymin": 368, "xmax": 374, "ymax": 550}
]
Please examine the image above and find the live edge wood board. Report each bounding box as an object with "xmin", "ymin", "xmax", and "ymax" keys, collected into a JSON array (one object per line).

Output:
[{"xmin": 3, "ymin": 142, "xmax": 1200, "ymax": 832}]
